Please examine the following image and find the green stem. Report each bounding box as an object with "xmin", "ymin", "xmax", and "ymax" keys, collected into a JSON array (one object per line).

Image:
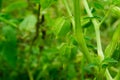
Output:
[
  {"xmin": 73, "ymin": 0, "xmax": 92, "ymax": 62},
  {"xmin": 82, "ymin": 0, "xmax": 104, "ymax": 61},
  {"xmin": 105, "ymin": 69, "xmax": 113, "ymax": 80},
  {"xmin": 83, "ymin": 0, "xmax": 113, "ymax": 79},
  {"xmin": 114, "ymin": 67, "xmax": 120, "ymax": 80}
]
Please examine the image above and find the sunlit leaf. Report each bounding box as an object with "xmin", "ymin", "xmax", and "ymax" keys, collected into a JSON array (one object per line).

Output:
[{"xmin": 19, "ymin": 14, "xmax": 37, "ymax": 32}]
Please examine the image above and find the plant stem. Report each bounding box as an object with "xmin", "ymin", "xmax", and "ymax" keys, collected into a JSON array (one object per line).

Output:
[
  {"xmin": 83, "ymin": 0, "xmax": 113, "ymax": 79},
  {"xmin": 105, "ymin": 69, "xmax": 113, "ymax": 80},
  {"xmin": 82, "ymin": 0, "xmax": 104, "ymax": 61},
  {"xmin": 73, "ymin": 0, "xmax": 92, "ymax": 62}
]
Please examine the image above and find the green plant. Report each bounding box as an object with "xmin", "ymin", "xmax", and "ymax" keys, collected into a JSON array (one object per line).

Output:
[{"xmin": 0, "ymin": 0, "xmax": 120, "ymax": 80}]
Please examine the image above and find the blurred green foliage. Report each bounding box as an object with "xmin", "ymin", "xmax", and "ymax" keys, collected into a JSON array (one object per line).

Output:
[{"xmin": 0, "ymin": 0, "xmax": 120, "ymax": 80}]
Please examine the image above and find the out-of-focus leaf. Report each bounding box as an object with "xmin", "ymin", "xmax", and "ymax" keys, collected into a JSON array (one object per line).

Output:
[
  {"xmin": 0, "ymin": 16, "xmax": 17, "ymax": 28},
  {"xmin": 111, "ymin": 6, "xmax": 120, "ymax": 17},
  {"xmin": 19, "ymin": 15, "xmax": 37, "ymax": 32},
  {"xmin": 67, "ymin": 64, "xmax": 77, "ymax": 79},
  {"xmin": 102, "ymin": 58, "xmax": 118, "ymax": 68},
  {"xmin": 84, "ymin": 63, "xmax": 97, "ymax": 74},
  {"xmin": 2, "ymin": 26, "xmax": 17, "ymax": 68},
  {"xmin": 4, "ymin": 1, "xmax": 28, "ymax": 12},
  {"xmin": 105, "ymin": 25, "xmax": 120, "ymax": 57},
  {"xmin": 93, "ymin": 2, "xmax": 104, "ymax": 9},
  {"xmin": 40, "ymin": 0, "xmax": 57, "ymax": 9},
  {"xmin": 0, "ymin": 41, "xmax": 3, "ymax": 54},
  {"xmin": 112, "ymin": 44, "xmax": 120, "ymax": 61},
  {"xmin": 30, "ymin": 0, "xmax": 40, "ymax": 3},
  {"xmin": 53, "ymin": 17, "xmax": 71, "ymax": 37},
  {"xmin": 102, "ymin": 58, "xmax": 118, "ymax": 63},
  {"xmin": 112, "ymin": 0, "xmax": 120, "ymax": 5},
  {"xmin": 30, "ymin": 0, "xmax": 57, "ymax": 9},
  {"xmin": 0, "ymin": 0, "xmax": 2, "ymax": 11},
  {"xmin": 70, "ymin": 36, "xmax": 78, "ymax": 46},
  {"xmin": 81, "ymin": 18, "xmax": 91, "ymax": 28},
  {"xmin": 53, "ymin": 17, "xmax": 65, "ymax": 35}
]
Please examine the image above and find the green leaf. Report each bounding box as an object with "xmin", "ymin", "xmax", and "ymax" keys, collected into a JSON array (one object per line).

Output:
[
  {"xmin": 40, "ymin": 0, "xmax": 57, "ymax": 9},
  {"xmin": 31, "ymin": 0, "xmax": 57, "ymax": 9},
  {"xmin": 93, "ymin": 2, "xmax": 104, "ymax": 9},
  {"xmin": 112, "ymin": 44, "xmax": 120, "ymax": 61},
  {"xmin": 84, "ymin": 63, "xmax": 97, "ymax": 74},
  {"xmin": 19, "ymin": 14, "xmax": 37, "ymax": 32},
  {"xmin": 105, "ymin": 25, "xmax": 120, "ymax": 57},
  {"xmin": 2, "ymin": 26, "xmax": 17, "ymax": 68},
  {"xmin": 102, "ymin": 58, "xmax": 118, "ymax": 63},
  {"xmin": 30, "ymin": 0, "xmax": 40, "ymax": 3},
  {"xmin": 70, "ymin": 36, "xmax": 78, "ymax": 46},
  {"xmin": 102, "ymin": 58, "xmax": 118, "ymax": 68},
  {"xmin": 4, "ymin": 1, "xmax": 28, "ymax": 12},
  {"xmin": 0, "ymin": 41, "xmax": 3, "ymax": 54},
  {"xmin": 53, "ymin": 17, "xmax": 65, "ymax": 35},
  {"xmin": 53, "ymin": 17, "xmax": 71, "ymax": 37},
  {"xmin": 0, "ymin": 0, "xmax": 2, "ymax": 11},
  {"xmin": 112, "ymin": 0, "xmax": 120, "ymax": 5},
  {"xmin": 67, "ymin": 64, "xmax": 77, "ymax": 79},
  {"xmin": 111, "ymin": 6, "xmax": 120, "ymax": 17}
]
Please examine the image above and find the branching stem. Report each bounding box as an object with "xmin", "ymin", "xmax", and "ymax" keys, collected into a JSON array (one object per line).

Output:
[{"xmin": 83, "ymin": 0, "xmax": 104, "ymax": 60}]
